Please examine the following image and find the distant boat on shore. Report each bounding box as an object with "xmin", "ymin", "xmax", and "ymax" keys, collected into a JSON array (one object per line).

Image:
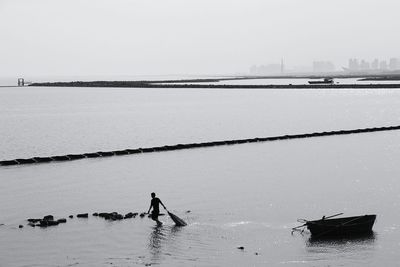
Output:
[{"xmin": 308, "ymin": 78, "xmax": 334, "ymax": 85}]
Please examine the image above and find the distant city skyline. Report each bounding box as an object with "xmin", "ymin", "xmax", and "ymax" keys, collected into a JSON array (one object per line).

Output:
[
  {"xmin": 1, "ymin": 0, "xmax": 400, "ymax": 77},
  {"xmin": 347, "ymin": 58, "xmax": 400, "ymax": 72},
  {"xmin": 249, "ymin": 57, "xmax": 400, "ymax": 75}
]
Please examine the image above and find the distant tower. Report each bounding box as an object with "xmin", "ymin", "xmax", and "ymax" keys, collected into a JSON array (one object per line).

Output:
[
  {"xmin": 17, "ymin": 78, "xmax": 25, "ymax": 87},
  {"xmin": 280, "ymin": 58, "xmax": 284, "ymax": 74}
]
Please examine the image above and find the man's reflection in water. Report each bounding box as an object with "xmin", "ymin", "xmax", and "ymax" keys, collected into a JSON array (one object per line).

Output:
[
  {"xmin": 148, "ymin": 225, "xmax": 165, "ymax": 263},
  {"xmin": 148, "ymin": 225, "xmax": 183, "ymax": 264}
]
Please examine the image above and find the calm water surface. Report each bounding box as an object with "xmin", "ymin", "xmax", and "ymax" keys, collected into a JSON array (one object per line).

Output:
[{"xmin": 1, "ymin": 87, "xmax": 400, "ymax": 266}]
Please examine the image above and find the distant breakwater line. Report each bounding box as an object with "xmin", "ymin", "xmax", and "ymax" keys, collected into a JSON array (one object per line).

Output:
[
  {"xmin": 29, "ymin": 81, "xmax": 400, "ymax": 89},
  {"xmin": 1, "ymin": 125, "xmax": 400, "ymax": 167}
]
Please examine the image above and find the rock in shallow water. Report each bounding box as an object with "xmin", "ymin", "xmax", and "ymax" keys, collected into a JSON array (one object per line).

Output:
[
  {"xmin": 38, "ymin": 219, "xmax": 60, "ymax": 227},
  {"xmin": 109, "ymin": 213, "xmax": 123, "ymax": 220},
  {"xmin": 47, "ymin": 220, "xmax": 59, "ymax": 226},
  {"xmin": 43, "ymin": 215, "xmax": 54, "ymax": 221},
  {"xmin": 97, "ymin": 212, "xmax": 124, "ymax": 220},
  {"xmin": 27, "ymin": 218, "xmax": 41, "ymax": 223},
  {"xmin": 124, "ymin": 212, "xmax": 139, "ymax": 219},
  {"xmin": 124, "ymin": 212, "xmax": 134, "ymax": 219}
]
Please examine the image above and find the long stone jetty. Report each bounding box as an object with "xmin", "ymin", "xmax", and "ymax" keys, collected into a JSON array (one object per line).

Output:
[
  {"xmin": 29, "ymin": 80, "xmax": 400, "ymax": 89},
  {"xmin": 1, "ymin": 125, "xmax": 400, "ymax": 167}
]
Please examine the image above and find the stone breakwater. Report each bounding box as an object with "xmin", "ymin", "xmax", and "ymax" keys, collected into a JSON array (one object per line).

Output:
[
  {"xmin": 29, "ymin": 80, "xmax": 400, "ymax": 89},
  {"xmin": 1, "ymin": 125, "xmax": 400, "ymax": 167}
]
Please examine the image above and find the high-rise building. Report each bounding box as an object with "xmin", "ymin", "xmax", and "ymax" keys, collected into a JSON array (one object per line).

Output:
[
  {"xmin": 360, "ymin": 60, "xmax": 370, "ymax": 70},
  {"xmin": 389, "ymin": 58, "xmax": 400, "ymax": 70},
  {"xmin": 371, "ymin": 59, "xmax": 379, "ymax": 70},
  {"xmin": 379, "ymin": 60, "xmax": 388, "ymax": 70},
  {"xmin": 348, "ymin": 59, "xmax": 359, "ymax": 71}
]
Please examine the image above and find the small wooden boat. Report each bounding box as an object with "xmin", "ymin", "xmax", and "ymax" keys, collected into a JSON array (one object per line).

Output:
[{"xmin": 306, "ymin": 214, "xmax": 376, "ymax": 237}]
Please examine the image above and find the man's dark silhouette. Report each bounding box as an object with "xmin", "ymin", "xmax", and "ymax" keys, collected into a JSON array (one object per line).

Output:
[{"xmin": 147, "ymin": 192, "xmax": 166, "ymax": 226}]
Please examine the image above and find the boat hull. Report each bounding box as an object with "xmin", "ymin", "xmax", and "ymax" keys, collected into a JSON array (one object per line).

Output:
[
  {"xmin": 306, "ymin": 215, "xmax": 376, "ymax": 237},
  {"xmin": 308, "ymin": 81, "xmax": 333, "ymax": 84}
]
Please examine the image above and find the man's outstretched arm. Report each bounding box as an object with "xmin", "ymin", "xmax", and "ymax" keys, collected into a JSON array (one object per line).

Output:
[{"xmin": 160, "ymin": 200, "xmax": 167, "ymax": 210}]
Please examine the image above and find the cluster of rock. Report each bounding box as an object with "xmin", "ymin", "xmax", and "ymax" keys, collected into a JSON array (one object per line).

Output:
[
  {"xmin": 2, "ymin": 125, "xmax": 400, "ymax": 167},
  {"xmin": 23, "ymin": 212, "xmax": 155, "ymax": 228},
  {"xmin": 26, "ymin": 215, "xmax": 67, "ymax": 228},
  {"xmin": 93, "ymin": 212, "xmax": 141, "ymax": 220}
]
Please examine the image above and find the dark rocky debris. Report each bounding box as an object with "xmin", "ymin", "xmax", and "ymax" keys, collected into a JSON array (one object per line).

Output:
[
  {"xmin": 97, "ymin": 212, "xmax": 137, "ymax": 221},
  {"xmin": 43, "ymin": 215, "xmax": 54, "ymax": 221},
  {"xmin": 124, "ymin": 212, "xmax": 138, "ymax": 219},
  {"xmin": 26, "ymin": 215, "xmax": 62, "ymax": 228},
  {"xmin": 21, "ymin": 210, "xmax": 174, "ymax": 229}
]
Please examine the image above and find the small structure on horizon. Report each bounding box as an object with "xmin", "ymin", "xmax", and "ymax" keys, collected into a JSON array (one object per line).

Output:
[{"xmin": 17, "ymin": 78, "xmax": 25, "ymax": 87}]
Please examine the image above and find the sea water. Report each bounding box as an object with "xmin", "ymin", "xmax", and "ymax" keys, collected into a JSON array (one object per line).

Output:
[{"xmin": 1, "ymin": 86, "xmax": 400, "ymax": 266}]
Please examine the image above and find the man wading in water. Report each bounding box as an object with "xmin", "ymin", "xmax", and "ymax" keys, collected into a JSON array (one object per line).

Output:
[{"xmin": 147, "ymin": 192, "xmax": 166, "ymax": 226}]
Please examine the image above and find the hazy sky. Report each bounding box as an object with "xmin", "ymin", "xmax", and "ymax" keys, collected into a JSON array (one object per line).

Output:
[{"xmin": 0, "ymin": 0, "xmax": 399, "ymax": 76}]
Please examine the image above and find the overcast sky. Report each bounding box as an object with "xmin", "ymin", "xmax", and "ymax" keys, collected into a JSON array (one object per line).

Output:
[{"xmin": 0, "ymin": 0, "xmax": 399, "ymax": 76}]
